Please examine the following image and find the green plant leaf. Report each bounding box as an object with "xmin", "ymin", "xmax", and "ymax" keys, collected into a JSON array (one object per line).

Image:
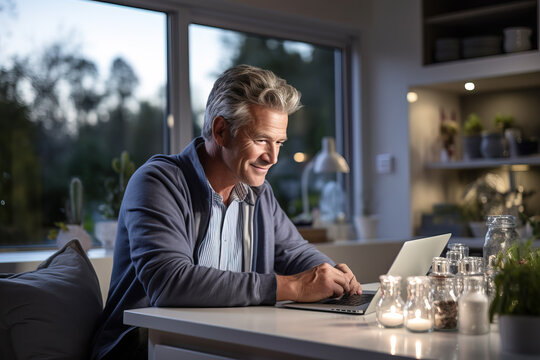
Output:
[{"xmin": 489, "ymin": 240, "xmax": 540, "ymax": 319}]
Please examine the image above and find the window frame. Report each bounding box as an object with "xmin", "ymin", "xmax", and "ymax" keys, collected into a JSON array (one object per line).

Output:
[
  {"xmin": 102, "ymin": 0, "xmax": 364, "ymax": 223},
  {"xmin": 24, "ymin": 0, "xmax": 360, "ymax": 231},
  {"xmin": 0, "ymin": 0, "xmax": 171, "ymax": 250}
]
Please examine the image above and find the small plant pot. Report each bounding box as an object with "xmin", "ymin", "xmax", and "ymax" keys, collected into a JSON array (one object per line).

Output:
[
  {"xmin": 94, "ymin": 220, "xmax": 118, "ymax": 252},
  {"xmin": 463, "ymin": 134, "xmax": 482, "ymax": 159},
  {"xmin": 499, "ymin": 315, "xmax": 540, "ymax": 355},
  {"xmin": 481, "ymin": 132, "xmax": 504, "ymax": 158},
  {"xmin": 56, "ymin": 224, "xmax": 92, "ymax": 252}
]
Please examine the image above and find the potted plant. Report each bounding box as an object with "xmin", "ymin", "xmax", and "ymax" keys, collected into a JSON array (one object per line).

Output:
[
  {"xmin": 463, "ymin": 113, "xmax": 484, "ymax": 159},
  {"xmin": 95, "ymin": 151, "xmax": 135, "ymax": 251},
  {"xmin": 494, "ymin": 113, "xmax": 521, "ymax": 157},
  {"xmin": 479, "ymin": 114, "xmax": 512, "ymax": 159},
  {"xmin": 49, "ymin": 177, "xmax": 92, "ymax": 251},
  {"xmin": 439, "ymin": 119, "xmax": 459, "ymax": 162},
  {"xmin": 494, "ymin": 113, "xmax": 515, "ymax": 133},
  {"xmin": 460, "ymin": 174, "xmax": 506, "ymax": 238},
  {"xmin": 489, "ymin": 240, "xmax": 540, "ymax": 355}
]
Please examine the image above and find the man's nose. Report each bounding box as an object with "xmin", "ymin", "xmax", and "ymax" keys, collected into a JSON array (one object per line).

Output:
[{"xmin": 266, "ymin": 143, "xmax": 279, "ymax": 165}]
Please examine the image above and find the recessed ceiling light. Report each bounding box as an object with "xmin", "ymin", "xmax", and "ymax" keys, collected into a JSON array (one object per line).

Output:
[
  {"xmin": 407, "ymin": 91, "xmax": 418, "ymax": 103},
  {"xmin": 464, "ymin": 82, "xmax": 475, "ymax": 91}
]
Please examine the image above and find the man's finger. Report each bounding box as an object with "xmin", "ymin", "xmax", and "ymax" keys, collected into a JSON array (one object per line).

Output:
[
  {"xmin": 335, "ymin": 263, "xmax": 363, "ymax": 295},
  {"xmin": 335, "ymin": 263, "xmax": 352, "ymax": 273},
  {"xmin": 325, "ymin": 266, "xmax": 352, "ymax": 293}
]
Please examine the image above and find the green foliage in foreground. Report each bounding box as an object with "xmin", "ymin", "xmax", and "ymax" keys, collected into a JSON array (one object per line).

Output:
[{"xmin": 489, "ymin": 240, "xmax": 540, "ymax": 321}]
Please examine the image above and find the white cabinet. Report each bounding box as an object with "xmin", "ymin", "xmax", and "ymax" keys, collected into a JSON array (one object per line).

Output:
[
  {"xmin": 422, "ymin": 0, "xmax": 538, "ymax": 65},
  {"xmin": 409, "ymin": 1, "xmax": 540, "ymax": 237}
]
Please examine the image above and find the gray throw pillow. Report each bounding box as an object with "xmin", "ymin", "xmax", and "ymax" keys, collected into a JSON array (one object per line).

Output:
[{"xmin": 0, "ymin": 240, "xmax": 103, "ymax": 360}]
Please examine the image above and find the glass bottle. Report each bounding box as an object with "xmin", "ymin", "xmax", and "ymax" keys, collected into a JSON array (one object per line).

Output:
[
  {"xmin": 404, "ymin": 276, "xmax": 433, "ymax": 333},
  {"xmin": 376, "ymin": 275, "xmax": 404, "ymax": 328},
  {"xmin": 458, "ymin": 275, "xmax": 490, "ymax": 335},
  {"xmin": 450, "ymin": 243, "xmax": 469, "ymax": 258},
  {"xmin": 456, "ymin": 256, "xmax": 484, "ymax": 296},
  {"xmin": 445, "ymin": 250, "xmax": 461, "ymax": 275},
  {"xmin": 429, "ymin": 258, "xmax": 458, "ymax": 331}
]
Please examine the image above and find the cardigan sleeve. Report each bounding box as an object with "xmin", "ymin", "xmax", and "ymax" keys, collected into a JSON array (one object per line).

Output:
[{"xmin": 260, "ymin": 184, "xmax": 335, "ymax": 275}]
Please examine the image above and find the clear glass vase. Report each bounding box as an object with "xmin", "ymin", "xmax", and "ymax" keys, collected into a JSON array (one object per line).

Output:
[
  {"xmin": 376, "ymin": 275, "xmax": 404, "ymax": 328},
  {"xmin": 404, "ymin": 276, "xmax": 433, "ymax": 333}
]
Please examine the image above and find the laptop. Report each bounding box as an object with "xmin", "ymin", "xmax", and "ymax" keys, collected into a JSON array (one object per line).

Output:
[{"xmin": 281, "ymin": 233, "xmax": 451, "ymax": 315}]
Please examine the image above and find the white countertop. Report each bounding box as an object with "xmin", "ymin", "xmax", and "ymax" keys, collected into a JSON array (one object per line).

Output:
[
  {"xmin": 124, "ymin": 278, "xmax": 536, "ymax": 360},
  {"xmin": 125, "ymin": 305, "xmax": 509, "ymax": 359}
]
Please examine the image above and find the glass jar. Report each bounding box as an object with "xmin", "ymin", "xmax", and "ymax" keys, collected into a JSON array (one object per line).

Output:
[
  {"xmin": 458, "ymin": 275, "xmax": 490, "ymax": 335},
  {"xmin": 404, "ymin": 276, "xmax": 433, "ymax": 333},
  {"xmin": 483, "ymin": 215, "xmax": 519, "ymax": 300},
  {"xmin": 456, "ymin": 256, "xmax": 484, "ymax": 296},
  {"xmin": 483, "ymin": 215, "xmax": 519, "ymax": 267},
  {"xmin": 376, "ymin": 275, "xmax": 404, "ymax": 328},
  {"xmin": 429, "ymin": 258, "xmax": 458, "ymax": 331}
]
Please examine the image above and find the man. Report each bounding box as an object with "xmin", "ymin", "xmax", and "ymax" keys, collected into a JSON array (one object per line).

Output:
[{"xmin": 91, "ymin": 64, "xmax": 361, "ymax": 359}]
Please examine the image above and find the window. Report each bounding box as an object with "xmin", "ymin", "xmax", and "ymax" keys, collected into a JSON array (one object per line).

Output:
[
  {"xmin": 189, "ymin": 24, "xmax": 340, "ymax": 218},
  {"xmin": 0, "ymin": 0, "xmax": 167, "ymax": 247},
  {"xmin": 1, "ymin": 0, "xmax": 358, "ymax": 249}
]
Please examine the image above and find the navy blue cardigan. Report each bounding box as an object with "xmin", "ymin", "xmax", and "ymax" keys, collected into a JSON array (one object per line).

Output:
[{"xmin": 91, "ymin": 137, "xmax": 332, "ymax": 359}]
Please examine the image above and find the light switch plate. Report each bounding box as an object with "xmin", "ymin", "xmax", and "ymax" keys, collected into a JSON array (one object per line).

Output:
[{"xmin": 376, "ymin": 153, "xmax": 394, "ymax": 174}]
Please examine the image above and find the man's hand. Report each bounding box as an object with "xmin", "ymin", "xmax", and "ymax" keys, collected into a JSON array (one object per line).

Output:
[{"xmin": 276, "ymin": 263, "xmax": 362, "ymax": 302}]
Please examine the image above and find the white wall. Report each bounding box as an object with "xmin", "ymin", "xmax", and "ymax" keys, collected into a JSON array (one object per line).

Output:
[
  {"xmin": 358, "ymin": 1, "xmax": 422, "ymax": 238},
  {"xmin": 230, "ymin": 0, "xmax": 370, "ymax": 30}
]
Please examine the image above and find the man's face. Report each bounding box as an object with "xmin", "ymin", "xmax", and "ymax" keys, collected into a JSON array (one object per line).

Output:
[{"xmin": 222, "ymin": 104, "xmax": 288, "ymax": 187}]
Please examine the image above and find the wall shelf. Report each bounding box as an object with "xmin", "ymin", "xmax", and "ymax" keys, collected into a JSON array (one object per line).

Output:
[
  {"xmin": 427, "ymin": 155, "xmax": 540, "ymax": 169},
  {"xmin": 425, "ymin": 0, "xmax": 536, "ymax": 26},
  {"xmin": 422, "ymin": 0, "xmax": 538, "ymax": 65}
]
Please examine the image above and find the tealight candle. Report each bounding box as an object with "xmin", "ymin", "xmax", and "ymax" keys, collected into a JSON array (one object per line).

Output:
[
  {"xmin": 380, "ymin": 312, "xmax": 404, "ymax": 327},
  {"xmin": 406, "ymin": 317, "xmax": 432, "ymax": 332}
]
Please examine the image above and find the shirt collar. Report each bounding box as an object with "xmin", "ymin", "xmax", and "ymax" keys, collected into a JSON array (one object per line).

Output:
[{"xmin": 207, "ymin": 181, "xmax": 250, "ymax": 204}]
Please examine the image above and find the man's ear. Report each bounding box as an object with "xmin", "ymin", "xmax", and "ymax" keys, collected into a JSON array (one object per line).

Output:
[{"xmin": 212, "ymin": 116, "xmax": 229, "ymax": 146}]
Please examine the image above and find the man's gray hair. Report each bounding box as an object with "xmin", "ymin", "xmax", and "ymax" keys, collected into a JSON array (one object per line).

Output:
[{"xmin": 202, "ymin": 64, "xmax": 302, "ymax": 141}]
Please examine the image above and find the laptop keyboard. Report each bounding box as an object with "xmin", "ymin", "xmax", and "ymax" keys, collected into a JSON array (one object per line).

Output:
[{"xmin": 323, "ymin": 293, "xmax": 374, "ymax": 306}]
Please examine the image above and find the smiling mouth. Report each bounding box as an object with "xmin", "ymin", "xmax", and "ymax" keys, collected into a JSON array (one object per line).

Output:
[{"xmin": 252, "ymin": 164, "xmax": 270, "ymax": 172}]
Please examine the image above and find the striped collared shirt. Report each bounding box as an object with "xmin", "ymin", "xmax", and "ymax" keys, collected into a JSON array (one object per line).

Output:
[{"xmin": 197, "ymin": 182, "xmax": 248, "ymax": 271}]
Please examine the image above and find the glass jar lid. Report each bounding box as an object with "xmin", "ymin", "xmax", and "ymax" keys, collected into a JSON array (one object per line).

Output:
[
  {"xmin": 431, "ymin": 257, "xmax": 450, "ymax": 274},
  {"xmin": 486, "ymin": 215, "xmax": 516, "ymax": 228}
]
